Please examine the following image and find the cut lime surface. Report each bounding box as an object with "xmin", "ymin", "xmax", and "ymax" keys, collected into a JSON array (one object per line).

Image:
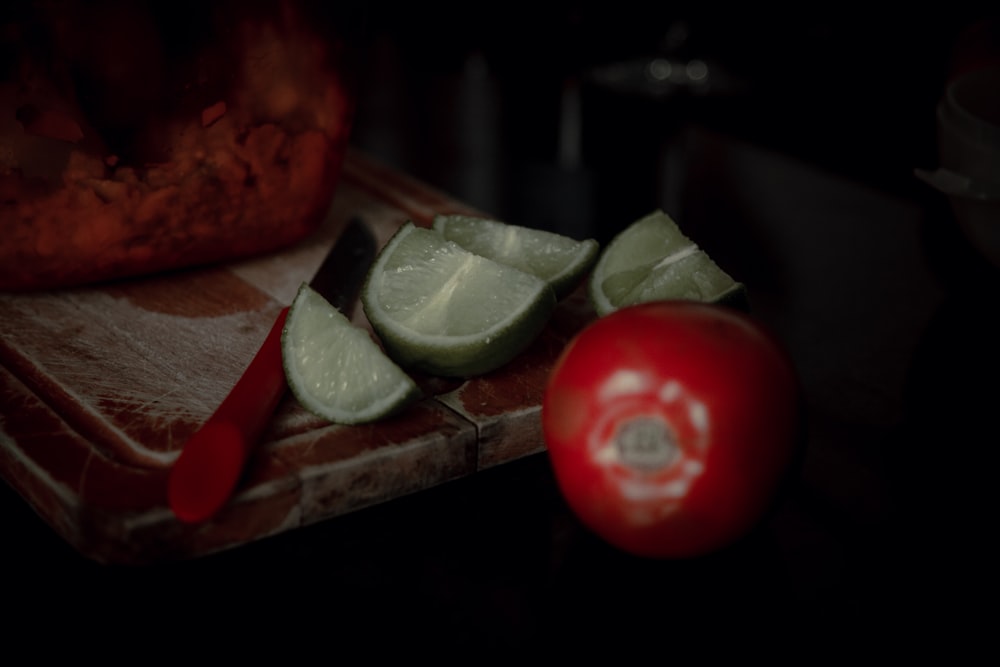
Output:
[
  {"xmin": 432, "ymin": 214, "xmax": 599, "ymax": 298},
  {"xmin": 362, "ymin": 221, "xmax": 557, "ymax": 377},
  {"xmin": 282, "ymin": 282, "xmax": 420, "ymax": 424},
  {"xmin": 589, "ymin": 209, "xmax": 747, "ymax": 317}
]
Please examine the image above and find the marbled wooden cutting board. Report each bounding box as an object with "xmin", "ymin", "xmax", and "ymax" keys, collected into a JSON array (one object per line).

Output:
[{"xmin": 0, "ymin": 150, "xmax": 597, "ymax": 564}]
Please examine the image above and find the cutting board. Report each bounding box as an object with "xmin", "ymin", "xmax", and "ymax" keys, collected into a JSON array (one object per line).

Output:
[{"xmin": 0, "ymin": 150, "xmax": 597, "ymax": 564}]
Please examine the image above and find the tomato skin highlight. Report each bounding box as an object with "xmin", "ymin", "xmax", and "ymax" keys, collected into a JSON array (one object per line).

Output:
[{"xmin": 542, "ymin": 301, "xmax": 801, "ymax": 558}]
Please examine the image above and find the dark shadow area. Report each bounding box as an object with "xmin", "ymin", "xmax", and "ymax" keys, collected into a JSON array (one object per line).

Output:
[{"xmin": 351, "ymin": 5, "xmax": 985, "ymax": 238}]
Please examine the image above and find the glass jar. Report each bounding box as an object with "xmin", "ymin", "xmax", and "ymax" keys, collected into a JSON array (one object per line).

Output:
[{"xmin": 1, "ymin": 0, "xmax": 364, "ymax": 291}]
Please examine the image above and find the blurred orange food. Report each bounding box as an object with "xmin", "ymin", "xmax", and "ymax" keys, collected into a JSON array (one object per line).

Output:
[{"xmin": 0, "ymin": 0, "xmax": 359, "ymax": 292}]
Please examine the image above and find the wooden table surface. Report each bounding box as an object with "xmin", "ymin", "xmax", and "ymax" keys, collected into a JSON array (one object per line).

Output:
[{"xmin": 0, "ymin": 150, "xmax": 595, "ymax": 565}]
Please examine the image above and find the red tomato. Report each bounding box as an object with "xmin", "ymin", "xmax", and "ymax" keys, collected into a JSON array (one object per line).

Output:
[{"xmin": 542, "ymin": 301, "xmax": 801, "ymax": 558}]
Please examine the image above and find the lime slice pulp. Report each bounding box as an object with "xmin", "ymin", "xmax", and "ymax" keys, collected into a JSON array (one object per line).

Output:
[
  {"xmin": 282, "ymin": 282, "xmax": 420, "ymax": 424},
  {"xmin": 589, "ymin": 209, "xmax": 747, "ymax": 317},
  {"xmin": 361, "ymin": 221, "xmax": 556, "ymax": 377},
  {"xmin": 432, "ymin": 214, "xmax": 599, "ymax": 298}
]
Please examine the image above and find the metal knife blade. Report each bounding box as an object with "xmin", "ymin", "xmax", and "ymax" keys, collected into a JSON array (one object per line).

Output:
[
  {"xmin": 309, "ymin": 215, "xmax": 376, "ymax": 312},
  {"xmin": 167, "ymin": 215, "xmax": 377, "ymax": 523}
]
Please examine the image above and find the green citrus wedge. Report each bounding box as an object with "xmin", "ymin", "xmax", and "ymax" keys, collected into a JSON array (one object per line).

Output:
[
  {"xmin": 432, "ymin": 214, "xmax": 599, "ymax": 299},
  {"xmin": 361, "ymin": 221, "xmax": 557, "ymax": 377},
  {"xmin": 282, "ymin": 282, "xmax": 420, "ymax": 424},
  {"xmin": 589, "ymin": 209, "xmax": 748, "ymax": 317}
]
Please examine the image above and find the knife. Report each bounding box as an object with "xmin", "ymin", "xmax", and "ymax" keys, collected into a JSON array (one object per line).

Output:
[{"xmin": 167, "ymin": 216, "xmax": 377, "ymax": 523}]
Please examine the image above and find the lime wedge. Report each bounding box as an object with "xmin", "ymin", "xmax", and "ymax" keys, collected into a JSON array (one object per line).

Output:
[
  {"xmin": 432, "ymin": 214, "xmax": 599, "ymax": 298},
  {"xmin": 589, "ymin": 209, "xmax": 747, "ymax": 317},
  {"xmin": 282, "ymin": 282, "xmax": 420, "ymax": 424},
  {"xmin": 362, "ymin": 221, "xmax": 557, "ymax": 377}
]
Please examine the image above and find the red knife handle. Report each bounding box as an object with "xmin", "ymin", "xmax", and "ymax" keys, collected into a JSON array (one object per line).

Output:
[{"xmin": 168, "ymin": 306, "xmax": 290, "ymax": 523}]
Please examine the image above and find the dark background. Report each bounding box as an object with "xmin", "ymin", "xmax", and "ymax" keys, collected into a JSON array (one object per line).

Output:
[
  {"xmin": 351, "ymin": 5, "xmax": 984, "ymax": 233},
  {"xmin": 4, "ymin": 5, "xmax": 998, "ymax": 657}
]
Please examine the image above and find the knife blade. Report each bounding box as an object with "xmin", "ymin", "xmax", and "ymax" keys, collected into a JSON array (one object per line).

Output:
[{"xmin": 167, "ymin": 215, "xmax": 377, "ymax": 523}]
